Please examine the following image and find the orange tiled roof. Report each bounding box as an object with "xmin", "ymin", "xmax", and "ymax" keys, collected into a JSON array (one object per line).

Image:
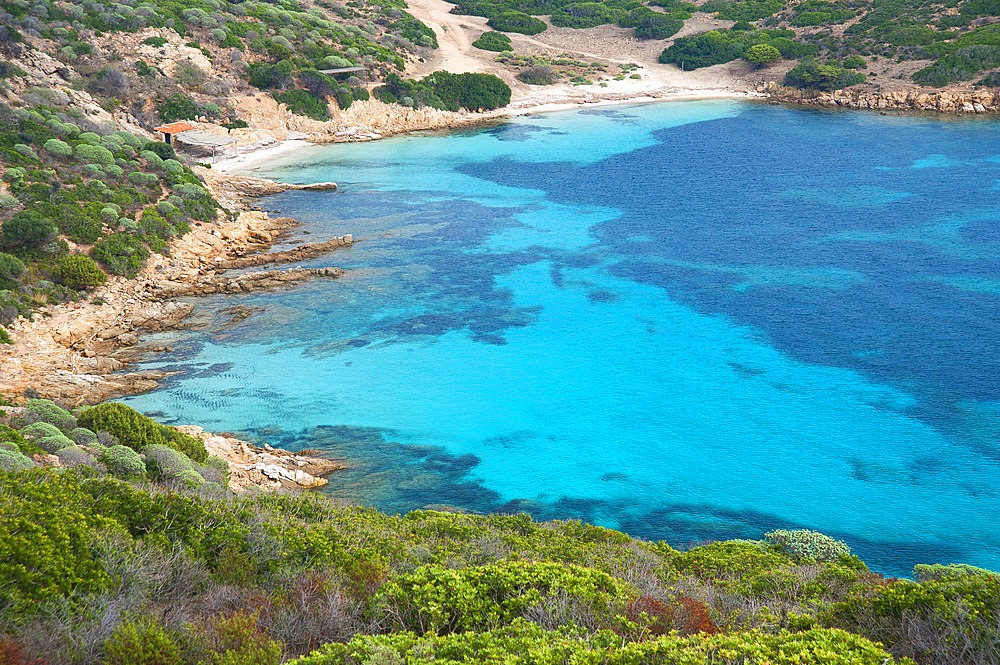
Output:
[{"xmin": 153, "ymin": 122, "xmax": 197, "ymax": 134}]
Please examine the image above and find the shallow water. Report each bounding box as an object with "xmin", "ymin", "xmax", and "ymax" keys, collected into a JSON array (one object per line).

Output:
[{"xmin": 124, "ymin": 101, "xmax": 1000, "ymax": 576}]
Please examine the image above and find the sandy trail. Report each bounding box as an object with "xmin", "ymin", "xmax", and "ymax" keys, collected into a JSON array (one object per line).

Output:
[
  {"xmin": 406, "ymin": 0, "xmax": 507, "ymax": 79},
  {"xmin": 402, "ymin": 0, "xmax": 761, "ymax": 108}
]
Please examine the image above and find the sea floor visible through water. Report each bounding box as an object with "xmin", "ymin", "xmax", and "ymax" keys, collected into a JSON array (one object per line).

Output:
[{"xmin": 124, "ymin": 100, "xmax": 1000, "ymax": 577}]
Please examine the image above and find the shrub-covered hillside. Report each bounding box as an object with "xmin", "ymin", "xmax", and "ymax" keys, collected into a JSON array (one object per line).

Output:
[
  {"xmin": 0, "ymin": 0, "xmax": 443, "ymax": 129},
  {"xmin": 0, "ymin": 99, "xmax": 220, "ymax": 342},
  {"xmin": 1, "ymin": 401, "xmax": 998, "ymax": 665},
  {"xmin": 447, "ymin": 0, "xmax": 1000, "ymax": 92}
]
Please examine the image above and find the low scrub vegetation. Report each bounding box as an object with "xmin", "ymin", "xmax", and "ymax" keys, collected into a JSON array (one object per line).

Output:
[{"xmin": 0, "ymin": 399, "xmax": 995, "ymax": 664}]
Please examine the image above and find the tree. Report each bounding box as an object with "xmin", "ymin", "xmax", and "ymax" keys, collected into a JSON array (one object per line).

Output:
[{"xmin": 745, "ymin": 43, "xmax": 781, "ymax": 67}]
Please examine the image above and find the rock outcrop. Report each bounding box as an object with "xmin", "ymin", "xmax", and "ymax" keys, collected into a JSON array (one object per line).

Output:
[
  {"xmin": 0, "ymin": 174, "xmax": 351, "ymax": 405},
  {"xmin": 151, "ymin": 266, "xmax": 345, "ymax": 299},
  {"xmin": 217, "ymin": 235, "xmax": 353, "ymax": 269},
  {"xmin": 176, "ymin": 426, "xmax": 347, "ymax": 492},
  {"xmin": 764, "ymin": 83, "xmax": 1000, "ymax": 113}
]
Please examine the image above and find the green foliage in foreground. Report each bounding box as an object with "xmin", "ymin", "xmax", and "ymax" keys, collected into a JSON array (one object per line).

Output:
[
  {"xmin": 293, "ymin": 620, "xmax": 902, "ymax": 665},
  {"xmin": 0, "ymin": 461, "xmax": 995, "ymax": 664}
]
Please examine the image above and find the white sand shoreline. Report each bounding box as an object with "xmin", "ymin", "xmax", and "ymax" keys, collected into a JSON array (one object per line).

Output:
[{"xmin": 214, "ymin": 88, "xmax": 763, "ymax": 175}]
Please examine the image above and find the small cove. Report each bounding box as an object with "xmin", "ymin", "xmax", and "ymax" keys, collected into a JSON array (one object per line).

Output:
[{"xmin": 124, "ymin": 100, "xmax": 1000, "ymax": 576}]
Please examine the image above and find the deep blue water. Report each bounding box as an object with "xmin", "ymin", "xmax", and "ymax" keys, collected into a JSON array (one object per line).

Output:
[{"xmin": 124, "ymin": 101, "xmax": 1000, "ymax": 576}]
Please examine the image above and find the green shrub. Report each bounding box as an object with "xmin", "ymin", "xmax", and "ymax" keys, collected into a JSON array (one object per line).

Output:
[
  {"xmin": 157, "ymin": 92, "xmax": 201, "ymax": 122},
  {"xmin": 143, "ymin": 443, "xmax": 196, "ymax": 481},
  {"xmin": 37, "ymin": 433, "xmax": 75, "ymax": 453},
  {"xmin": 73, "ymin": 143, "xmax": 115, "ymax": 166},
  {"xmin": 274, "ymin": 89, "xmax": 329, "ymax": 120},
  {"xmin": 42, "ymin": 138, "xmax": 73, "ymax": 158},
  {"xmin": 843, "ymin": 55, "xmax": 867, "ymax": 69},
  {"xmin": 142, "ymin": 36, "xmax": 168, "ymax": 47},
  {"xmin": 913, "ymin": 562, "xmax": 997, "ymax": 582},
  {"xmin": 745, "ymin": 43, "xmax": 781, "ymax": 65},
  {"xmin": 0, "ymin": 252, "xmax": 25, "ymax": 288},
  {"xmin": 1, "ymin": 210, "xmax": 57, "ymax": 247},
  {"xmin": 0, "ymin": 448, "xmax": 34, "ymax": 471},
  {"xmin": 0, "ymin": 424, "xmax": 41, "ymax": 454},
  {"xmin": 376, "ymin": 561, "xmax": 628, "ymax": 634},
  {"xmin": 100, "ymin": 444, "xmax": 145, "ymax": 478},
  {"xmin": 472, "ymin": 31, "xmax": 512, "ymax": 51},
  {"xmin": 766, "ymin": 529, "xmax": 852, "ymax": 563},
  {"xmin": 21, "ymin": 421, "xmax": 63, "ymax": 440},
  {"xmin": 141, "ymin": 141, "xmax": 176, "ymax": 161},
  {"xmin": 291, "ymin": 621, "xmax": 903, "ymax": 665},
  {"xmin": 785, "ymin": 58, "xmax": 865, "ymax": 90},
  {"xmin": 69, "ymin": 427, "xmax": 98, "ymax": 446},
  {"xmin": 26, "ymin": 398, "xmax": 76, "ymax": 431},
  {"xmin": 487, "ymin": 11, "xmax": 547, "ymax": 35},
  {"xmin": 90, "ymin": 232, "xmax": 149, "ymax": 277},
  {"xmin": 77, "ymin": 402, "xmax": 208, "ymax": 462},
  {"xmin": 53, "ymin": 254, "xmax": 107, "ymax": 289},
  {"xmin": 102, "ymin": 616, "xmax": 183, "ymax": 665}
]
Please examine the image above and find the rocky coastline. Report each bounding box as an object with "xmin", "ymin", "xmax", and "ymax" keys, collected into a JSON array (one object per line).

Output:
[
  {"xmin": 763, "ymin": 82, "xmax": 1000, "ymax": 114},
  {"xmin": 0, "ymin": 170, "xmax": 357, "ymax": 491}
]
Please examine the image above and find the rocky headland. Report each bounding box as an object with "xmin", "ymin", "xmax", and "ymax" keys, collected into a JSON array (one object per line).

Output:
[{"xmin": 0, "ymin": 174, "xmax": 352, "ymax": 408}]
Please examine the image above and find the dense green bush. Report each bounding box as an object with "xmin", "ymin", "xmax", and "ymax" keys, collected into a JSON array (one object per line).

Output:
[
  {"xmin": 472, "ymin": 31, "xmax": 512, "ymax": 52},
  {"xmin": 0, "ymin": 252, "xmax": 25, "ymax": 289},
  {"xmin": 785, "ymin": 58, "xmax": 866, "ymax": 90},
  {"xmin": 1, "ymin": 210, "xmax": 57, "ymax": 247},
  {"xmin": 142, "ymin": 141, "xmax": 176, "ymax": 161},
  {"xmin": 26, "ymin": 398, "xmax": 76, "ymax": 431},
  {"xmin": 766, "ymin": 529, "xmax": 852, "ymax": 563},
  {"xmin": 53, "ymin": 254, "xmax": 107, "ymax": 289},
  {"xmin": 77, "ymin": 402, "xmax": 208, "ymax": 462},
  {"xmin": 375, "ymin": 72, "xmax": 511, "ymax": 111},
  {"xmin": 0, "ymin": 471, "xmax": 115, "ymax": 613},
  {"xmin": 73, "ymin": 143, "xmax": 115, "ymax": 166},
  {"xmin": 42, "ymin": 138, "xmax": 73, "ymax": 158},
  {"xmin": 157, "ymin": 92, "xmax": 201, "ymax": 123},
  {"xmin": 273, "ymin": 89, "xmax": 329, "ymax": 120},
  {"xmin": 0, "ymin": 448, "xmax": 34, "ymax": 471},
  {"xmin": 487, "ymin": 11, "xmax": 548, "ymax": 35},
  {"xmin": 100, "ymin": 444, "xmax": 145, "ymax": 478},
  {"xmin": 292, "ymin": 620, "xmax": 903, "ymax": 665},
  {"xmin": 21, "ymin": 421, "xmax": 63, "ymax": 440},
  {"xmin": 745, "ymin": 43, "xmax": 781, "ymax": 65},
  {"xmin": 660, "ymin": 28, "xmax": 807, "ymax": 70},
  {"xmin": 90, "ymin": 232, "xmax": 150, "ymax": 277},
  {"xmin": 377, "ymin": 561, "xmax": 628, "ymax": 633},
  {"xmin": 0, "ymin": 424, "xmax": 40, "ymax": 454}
]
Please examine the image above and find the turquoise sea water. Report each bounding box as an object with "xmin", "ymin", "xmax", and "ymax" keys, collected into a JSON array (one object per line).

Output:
[{"xmin": 124, "ymin": 101, "xmax": 1000, "ymax": 576}]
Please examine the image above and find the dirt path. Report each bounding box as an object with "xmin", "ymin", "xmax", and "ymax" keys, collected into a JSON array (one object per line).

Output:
[
  {"xmin": 403, "ymin": 0, "xmax": 761, "ymax": 105},
  {"xmin": 405, "ymin": 0, "xmax": 505, "ymax": 79}
]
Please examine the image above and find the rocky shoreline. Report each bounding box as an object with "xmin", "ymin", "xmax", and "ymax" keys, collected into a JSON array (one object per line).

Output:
[
  {"xmin": 0, "ymin": 170, "xmax": 358, "ymax": 491},
  {"xmin": 763, "ymin": 83, "xmax": 1000, "ymax": 114}
]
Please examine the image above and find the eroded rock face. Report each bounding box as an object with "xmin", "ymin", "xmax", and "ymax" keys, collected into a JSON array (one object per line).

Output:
[{"xmin": 176, "ymin": 426, "xmax": 347, "ymax": 492}]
